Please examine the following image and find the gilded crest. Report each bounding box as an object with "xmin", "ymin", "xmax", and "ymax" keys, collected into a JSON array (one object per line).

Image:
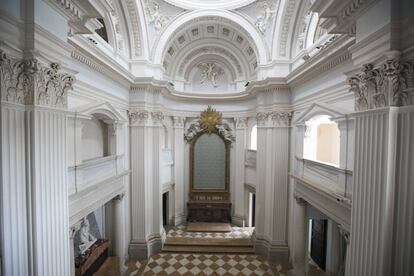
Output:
[{"xmin": 200, "ymin": 106, "xmax": 222, "ymax": 133}]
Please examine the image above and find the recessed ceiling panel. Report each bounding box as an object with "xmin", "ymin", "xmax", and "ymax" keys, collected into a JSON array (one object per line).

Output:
[{"xmin": 162, "ymin": 0, "xmax": 257, "ymax": 10}]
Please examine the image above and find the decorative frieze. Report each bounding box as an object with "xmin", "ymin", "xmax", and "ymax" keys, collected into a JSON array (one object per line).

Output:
[
  {"xmin": 349, "ymin": 59, "xmax": 414, "ymax": 111},
  {"xmin": 0, "ymin": 50, "xmax": 75, "ymax": 108},
  {"xmin": 256, "ymin": 111, "xmax": 292, "ymax": 127}
]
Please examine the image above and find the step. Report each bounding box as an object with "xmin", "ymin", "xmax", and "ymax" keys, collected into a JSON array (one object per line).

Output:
[
  {"xmin": 164, "ymin": 237, "xmax": 252, "ymax": 247},
  {"xmin": 162, "ymin": 245, "xmax": 255, "ymax": 254}
]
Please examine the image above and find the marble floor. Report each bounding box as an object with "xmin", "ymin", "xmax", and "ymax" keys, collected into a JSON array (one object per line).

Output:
[{"xmin": 130, "ymin": 253, "xmax": 280, "ymax": 275}]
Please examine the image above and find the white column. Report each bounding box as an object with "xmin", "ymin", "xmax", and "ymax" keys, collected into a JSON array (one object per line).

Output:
[
  {"xmin": 233, "ymin": 117, "xmax": 247, "ymax": 226},
  {"xmin": 338, "ymin": 224, "xmax": 350, "ymax": 276},
  {"xmin": 173, "ymin": 116, "xmax": 186, "ymax": 225},
  {"xmin": 129, "ymin": 110, "xmax": 164, "ymax": 259},
  {"xmin": 255, "ymin": 111, "xmax": 291, "ymax": 264},
  {"xmin": 290, "ymin": 194, "xmax": 307, "ymax": 276},
  {"xmin": 113, "ymin": 193, "xmax": 127, "ymax": 272}
]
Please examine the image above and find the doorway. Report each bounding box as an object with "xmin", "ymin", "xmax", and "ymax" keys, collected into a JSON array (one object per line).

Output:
[
  {"xmin": 249, "ymin": 192, "xmax": 256, "ymax": 227},
  {"xmin": 309, "ymin": 219, "xmax": 328, "ymax": 271},
  {"xmin": 162, "ymin": 192, "xmax": 169, "ymax": 227}
]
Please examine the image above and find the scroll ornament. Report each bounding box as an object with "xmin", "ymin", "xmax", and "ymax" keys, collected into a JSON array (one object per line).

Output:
[{"xmin": 349, "ymin": 59, "xmax": 414, "ymax": 111}]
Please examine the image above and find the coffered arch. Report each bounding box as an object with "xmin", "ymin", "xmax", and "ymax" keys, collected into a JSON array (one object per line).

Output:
[
  {"xmin": 153, "ymin": 10, "xmax": 269, "ymax": 65},
  {"xmin": 167, "ymin": 40, "xmax": 253, "ymax": 80}
]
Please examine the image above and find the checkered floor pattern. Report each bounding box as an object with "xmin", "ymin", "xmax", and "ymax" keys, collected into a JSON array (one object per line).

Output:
[
  {"xmin": 167, "ymin": 225, "xmax": 254, "ymax": 239},
  {"xmin": 141, "ymin": 253, "xmax": 274, "ymax": 275}
]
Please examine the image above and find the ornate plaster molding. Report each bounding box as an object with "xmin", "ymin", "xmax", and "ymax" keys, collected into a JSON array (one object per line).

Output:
[
  {"xmin": 177, "ymin": 46, "xmax": 243, "ymax": 76},
  {"xmin": 235, "ymin": 117, "xmax": 248, "ymax": 129},
  {"xmin": 293, "ymin": 192, "xmax": 306, "ymax": 205},
  {"xmin": 113, "ymin": 192, "xmax": 126, "ymax": 202},
  {"xmin": 349, "ymin": 59, "xmax": 414, "ymax": 111},
  {"xmin": 128, "ymin": 109, "xmax": 164, "ymax": 126},
  {"xmin": 125, "ymin": 0, "xmax": 143, "ymax": 57},
  {"xmin": 255, "ymin": 1, "xmax": 278, "ymax": 35},
  {"xmin": 48, "ymin": 0, "xmax": 102, "ymax": 35},
  {"xmin": 338, "ymin": 224, "xmax": 350, "ymax": 244},
  {"xmin": 279, "ymin": 0, "xmax": 297, "ymax": 57},
  {"xmin": 256, "ymin": 111, "xmax": 292, "ymax": 127},
  {"xmin": 128, "ymin": 110, "xmax": 149, "ymax": 126},
  {"xmin": 0, "ymin": 50, "xmax": 75, "ymax": 109},
  {"xmin": 151, "ymin": 111, "xmax": 164, "ymax": 124},
  {"xmin": 173, "ymin": 116, "xmax": 185, "ymax": 128}
]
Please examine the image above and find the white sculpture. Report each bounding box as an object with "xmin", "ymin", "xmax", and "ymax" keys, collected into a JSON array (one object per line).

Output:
[
  {"xmin": 255, "ymin": 2, "xmax": 277, "ymax": 34},
  {"xmin": 78, "ymin": 217, "xmax": 97, "ymax": 254},
  {"xmin": 146, "ymin": 2, "xmax": 170, "ymax": 32},
  {"xmin": 198, "ymin": 63, "xmax": 223, "ymax": 87}
]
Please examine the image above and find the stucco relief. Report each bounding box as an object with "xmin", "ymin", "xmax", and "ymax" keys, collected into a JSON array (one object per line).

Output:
[
  {"xmin": 255, "ymin": 1, "xmax": 277, "ymax": 35},
  {"xmin": 177, "ymin": 47, "xmax": 244, "ymax": 76},
  {"xmin": 145, "ymin": 1, "xmax": 171, "ymax": 32},
  {"xmin": 349, "ymin": 59, "xmax": 414, "ymax": 111},
  {"xmin": 0, "ymin": 51, "xmax": 75, "ymax": 108},
  {"xmin": 198, "ymin": 63, "xmax": 224, "ymax": 87}
]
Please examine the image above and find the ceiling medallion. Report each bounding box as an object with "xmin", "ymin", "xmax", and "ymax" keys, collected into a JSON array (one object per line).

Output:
[{"xmin": 200, "ymin": 106, "xmax": 222, "ymax": 133}]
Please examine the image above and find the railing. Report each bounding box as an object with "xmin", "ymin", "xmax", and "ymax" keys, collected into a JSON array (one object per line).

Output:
[
  {"xmin": 296, "ymin": 157, "xmax": 352, "ymax": 199},
  {"xmin": 68, "ymin": 155, "xmax": 125, "ymax": 195}
]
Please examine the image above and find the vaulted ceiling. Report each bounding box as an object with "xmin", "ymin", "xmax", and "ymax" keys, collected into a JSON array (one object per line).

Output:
[{"xmin": 60, "ymin": 0, "xmax": 331, "ymax": 96}]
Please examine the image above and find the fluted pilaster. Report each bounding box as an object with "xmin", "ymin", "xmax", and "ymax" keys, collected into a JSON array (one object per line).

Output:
[
  {"xmin": 254, "ymin": 111, "xmax": 291, "ymax": 263},
  {"xmin": 129, "ymin": 109, "xmax": 164, "ymax": 259},
  {"xmin": 173, "ymin": 116, "xmax": 186, "ymax": 225},
  {"xmin": 1, "ymin": 50, "xmax": 74, "ymax": 276}
]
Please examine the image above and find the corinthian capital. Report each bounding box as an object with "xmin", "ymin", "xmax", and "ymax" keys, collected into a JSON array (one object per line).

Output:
[
  {"xmin": 128, "ymin": 110, "xmax": 149, "ymax": 126},
  {"xmin": 349, "ymin": 58, "xmax": 414, "ymax": 111},
  {"xmin": 0, "ymin": 51, "xmax": 75, "ymax": 109}
]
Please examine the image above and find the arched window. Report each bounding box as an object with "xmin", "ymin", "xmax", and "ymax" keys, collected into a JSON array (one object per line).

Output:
[
  {"xmin": 250, "ymin": 125, "xmax": 257, "ymax": 150},
  {"xmin": 303, "ymin": 115, "xmax": 340, "ymax": 166}
]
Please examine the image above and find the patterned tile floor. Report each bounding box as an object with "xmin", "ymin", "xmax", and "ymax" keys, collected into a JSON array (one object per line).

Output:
[
  {"xmin": 138, "ymin": 253, "xmax": 276, "ymax": 275},
  {"xmin": 167, "ymin": 225, "xmax": 254, "ymax": 240},
  {"xmin": 125, "ymin": 225, "xmax": 292, "ymax": 275}
]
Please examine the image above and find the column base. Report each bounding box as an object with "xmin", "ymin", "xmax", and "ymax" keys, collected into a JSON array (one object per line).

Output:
[
  {"xmin": 128, "ymin": 234, "xmax": 164, "ymax": 260},
  {"xmin": 174, "ymin": 213, "xmax": 186, "ymax": 226},
  {"xmin": 254, "ymin": 237, "xmax": 289, "ymax": 265},
  {"xmin": 232, "ymin": 215, "xmax": 245, "ymax": 227}
]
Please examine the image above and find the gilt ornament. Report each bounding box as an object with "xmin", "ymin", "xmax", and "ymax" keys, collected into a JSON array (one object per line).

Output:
[{"xmin": 199, "ymin": 106, "xmax": 222, "ymax": 133}]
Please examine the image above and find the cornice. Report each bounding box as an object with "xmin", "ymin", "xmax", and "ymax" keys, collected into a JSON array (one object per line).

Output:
[
  {"xmin": 287, "ymin": 35, "xmax": 355, "ymax": 87},
  {"xmin": 69, "ymin": 39, "xmax": 135, "ymax": 86}
]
